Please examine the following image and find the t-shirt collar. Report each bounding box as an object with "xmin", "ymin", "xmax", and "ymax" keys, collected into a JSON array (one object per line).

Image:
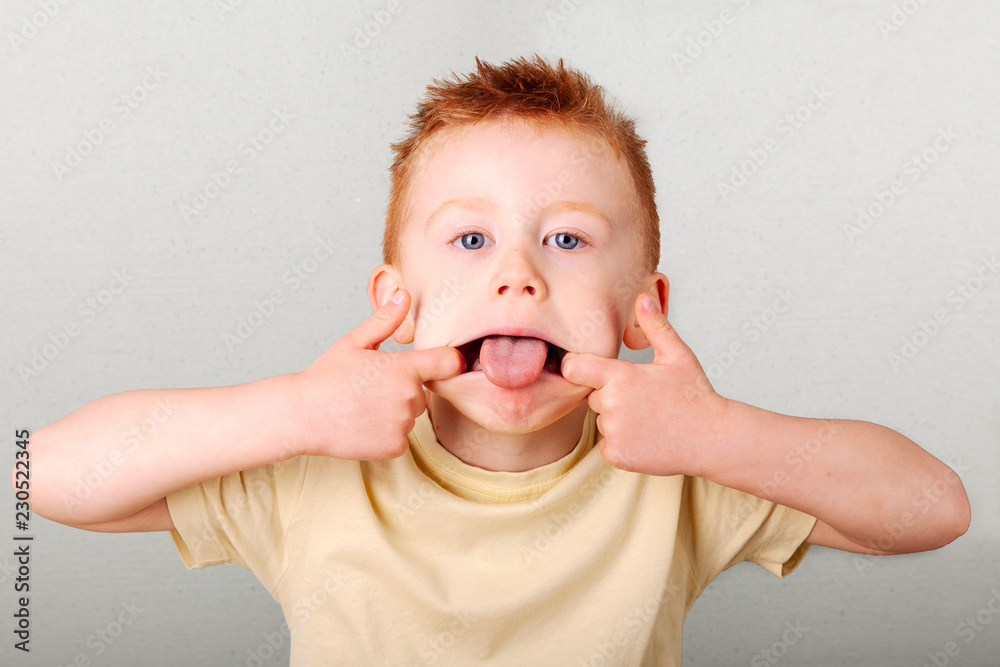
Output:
[{"xmin": 408, "ymin": 409, "xmax": 598, "ymax": 503}]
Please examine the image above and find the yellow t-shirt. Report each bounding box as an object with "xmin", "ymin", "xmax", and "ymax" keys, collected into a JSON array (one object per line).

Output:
[{"xmin": 167, "ymin": 410, "xmax": 815, "ymax": 666}]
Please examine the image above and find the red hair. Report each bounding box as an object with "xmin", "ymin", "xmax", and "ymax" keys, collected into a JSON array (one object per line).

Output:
[{"xmin": 384, "ymin": 55, "xmax": 659, "ymax": 272}]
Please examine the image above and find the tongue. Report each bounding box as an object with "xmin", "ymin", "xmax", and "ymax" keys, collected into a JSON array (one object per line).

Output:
[{"xmin": 479, "ymin": 336, "xmax": 549, "ymax": 389}]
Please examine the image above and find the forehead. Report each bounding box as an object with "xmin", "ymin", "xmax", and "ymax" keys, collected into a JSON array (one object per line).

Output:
[
  {"xmin": 400, "ymin": 119, "xmax": 636, "ymax": 236},
  {"xmin": 413, "ymin": 118, "xmax": 626, "ymax": 185}
]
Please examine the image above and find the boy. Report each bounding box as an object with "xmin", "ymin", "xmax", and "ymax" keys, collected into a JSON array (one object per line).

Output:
[{"xmin": 26, "ymin": 56, "xmax": 970, "ymax": 665}]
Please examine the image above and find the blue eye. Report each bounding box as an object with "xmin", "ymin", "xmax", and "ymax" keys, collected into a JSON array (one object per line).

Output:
[
  {"xmin": 454, "ymin": 232, "xmax": 490, "ymax": 250},
  {"xmin": 547, "ymin": 233, "xmax": 582, "ymax": 250}
]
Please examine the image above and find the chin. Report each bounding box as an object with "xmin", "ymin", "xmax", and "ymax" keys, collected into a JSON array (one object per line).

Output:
[{"xmin": 425, "ymin": 371, "xmax": 591, "ymax": 435}]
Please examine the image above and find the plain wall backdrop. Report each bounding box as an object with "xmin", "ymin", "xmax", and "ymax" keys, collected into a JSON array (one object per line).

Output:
[{"xmin": 2, "ymin": 1, "xmax": 998, "ymax": 665}]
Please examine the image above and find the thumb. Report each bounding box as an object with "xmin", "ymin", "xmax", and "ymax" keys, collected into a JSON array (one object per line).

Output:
[
  {"xmin": 343, "ymin": 290, "xmax": 410, "ymax": 350},
  {"xmin": 635, "ymin": 293, "xmax": 687, "ymax": 364}
]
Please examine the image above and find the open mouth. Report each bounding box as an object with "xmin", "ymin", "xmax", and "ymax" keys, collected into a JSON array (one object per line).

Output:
[{"xmin": 456, "ymin": 336, "xmax": 568, "ymax": 377}]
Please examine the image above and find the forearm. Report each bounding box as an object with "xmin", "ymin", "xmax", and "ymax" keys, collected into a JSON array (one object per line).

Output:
[
  {"xmin": 25, "ymin": 373, "xmax": 303, "ymax": 527},
  {"xmin": 702, "ymin": 401, "xmax": 971, "ymax": 553}
]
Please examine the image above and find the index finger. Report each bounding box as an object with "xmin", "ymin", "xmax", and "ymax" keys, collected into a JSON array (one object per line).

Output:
[
  {"xmin": 560, "ymin": 352, "xmax": 620, "ymax": 390},
  {"xmin": 402, "ymin": 346, "xmax": 467, "ymax": 383}
]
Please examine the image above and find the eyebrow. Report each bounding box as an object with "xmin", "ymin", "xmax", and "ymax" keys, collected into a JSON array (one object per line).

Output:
[
  {"xmin": 539, "ymin": 200, "xmax": 614, "ymax": 229},
  {"xmin": 425, "ymin": 197, "xmax": 496, "ymax": 232}
]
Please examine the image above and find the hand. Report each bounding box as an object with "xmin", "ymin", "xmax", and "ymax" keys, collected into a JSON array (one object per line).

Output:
[
  {"xmin": 291, "ymin": 290, "xmax": 465, "ymax": 460},
  {"xmin": 560, "ymin": 294, "xmax": 730, "ymax": 476}
]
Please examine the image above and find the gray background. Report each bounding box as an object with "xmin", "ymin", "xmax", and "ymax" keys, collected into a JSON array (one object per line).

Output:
[{"xmin": 2, "ymin": 1, "xmax": 998, "ymax": 665}]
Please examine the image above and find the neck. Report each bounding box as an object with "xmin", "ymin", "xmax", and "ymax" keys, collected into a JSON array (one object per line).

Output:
[{"xmin": 427, "ymin": 395, "xmax": 590, "ymax": 472}]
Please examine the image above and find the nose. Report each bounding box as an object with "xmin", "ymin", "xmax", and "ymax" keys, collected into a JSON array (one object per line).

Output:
[{"xmin": 491, "ymin": 246, "xmax": 548, "ymax": 301}]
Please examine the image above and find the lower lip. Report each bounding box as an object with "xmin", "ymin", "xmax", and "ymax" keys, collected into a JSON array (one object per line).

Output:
[{"xmin": 454, "ymin": 367, "xmax": 565, "ymax": 386}]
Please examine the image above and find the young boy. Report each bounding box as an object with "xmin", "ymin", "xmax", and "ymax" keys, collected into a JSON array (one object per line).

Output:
[{"xmin": 26, "ymin": 56, "xmax": 970, "ymax": 665}]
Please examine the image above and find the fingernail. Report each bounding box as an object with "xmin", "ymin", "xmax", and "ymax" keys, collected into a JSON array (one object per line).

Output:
[
  {"xmin": 391, "ymin": 291, "xmax": 405, "ymax": 305},
  {"xmin": 641, "ymin": 294, "xmax": 656, "ymax": 312},
  {"xmin": 560, "ymin": 353, "xmax": 573, "ymax": 373}
]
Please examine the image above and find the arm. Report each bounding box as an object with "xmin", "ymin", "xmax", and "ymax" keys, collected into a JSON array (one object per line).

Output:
[
  {"xmin": 700, "ymin": 404, "xmax": 970, "ymax": 554},
  {"xmin": 26, "ymin": 375, "xmax": 300, "ymax": 532},
  {"xmin": 21, "ymin": 290, "xmax": 463, "ymax": 533},
  {"xmin": 562, "ymin": 294, "xmax": 971, "ymax": 555}
]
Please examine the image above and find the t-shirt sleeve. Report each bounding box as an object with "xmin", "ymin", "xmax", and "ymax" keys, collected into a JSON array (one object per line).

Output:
[
  {"xmin": 165, "ymin": 456, "xmax": 310, "ymax": 593},
  {"xmin": 678, "ymin": 474, "xmax": 817, "ymax": 588}
]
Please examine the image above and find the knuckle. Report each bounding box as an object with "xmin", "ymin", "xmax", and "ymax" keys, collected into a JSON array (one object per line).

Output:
[
  {"xmin": 371, "ymin": 306, "xmax": 393, "ymax": 321},
  {"xmin": 404, "ymin": 392, "xmax": 424, "ymax": 416}
]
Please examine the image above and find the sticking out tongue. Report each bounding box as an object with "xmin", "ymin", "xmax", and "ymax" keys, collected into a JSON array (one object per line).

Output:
[{"xmin": 479, "ymin": 336, "xmax": 549, "ymax": 389}]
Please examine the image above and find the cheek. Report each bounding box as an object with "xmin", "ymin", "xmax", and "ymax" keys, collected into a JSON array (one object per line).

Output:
[
  {"xmin": 603, "ymin": 301, "xmax": 631, "ymax": 352},
  {"xmin": 409, "ymin": 278, "xmax": 473, "ymax": 347},
  {"xmin": 566, "ymin": 294, "xmax": 628, "ymax": 356}
]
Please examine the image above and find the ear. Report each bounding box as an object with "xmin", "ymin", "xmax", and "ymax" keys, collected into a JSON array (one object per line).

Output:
[
  {"xmin": 367, "ymin": 264, "xmax": 414, "ymax": 344},
  {"xmin": 623, "ymin": 272, "xmax": 669, "ymax": 350}
]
